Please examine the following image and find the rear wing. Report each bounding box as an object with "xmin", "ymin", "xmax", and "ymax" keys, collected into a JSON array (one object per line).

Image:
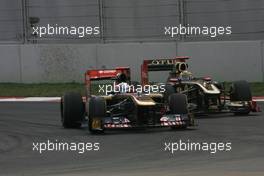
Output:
[
  {"xmin": 85, "ymin": 67, "xmax": 130, "ymax": 96},
  {"xmin": 141, "ymin": 57, "xmax": 189, "ymax": 85}
]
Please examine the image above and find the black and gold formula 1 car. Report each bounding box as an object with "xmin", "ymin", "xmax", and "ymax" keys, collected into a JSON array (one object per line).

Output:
[
  {"xmin": 141, "ymin": 57, "xmax": 260, "ymax": 115},
  {"xmin": 60, "ymin": 67, "xmax": 194, "ymax": 133}
]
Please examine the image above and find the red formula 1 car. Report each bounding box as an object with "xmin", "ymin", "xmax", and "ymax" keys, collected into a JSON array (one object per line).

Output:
[
  {"xmin": 141, "ymin": 57, "xmax": 260, "ymax": 115},
  {"xmin": 60, "ymin": 67, "xmax": 194, "ymax": 133}
]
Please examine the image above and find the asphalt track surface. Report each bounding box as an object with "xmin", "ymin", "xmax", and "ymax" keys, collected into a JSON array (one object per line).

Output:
[{"xmin": 0, "ymin": 102, "xmax": 263, "ymax": 176}]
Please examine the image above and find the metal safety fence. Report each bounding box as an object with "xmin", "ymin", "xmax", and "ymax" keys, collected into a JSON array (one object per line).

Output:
[{"xmin": 0, "ymin": 0, "xmax": 263, "ymax": 43}]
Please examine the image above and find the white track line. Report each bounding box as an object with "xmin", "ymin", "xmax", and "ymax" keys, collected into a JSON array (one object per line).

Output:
[
  {"xmin": 254, "ymin": 99, "xmax": 264, "ymax": 102},
  {"xmin": 0, "ymin": 97, "xmax": 61, "ymax": 102}
]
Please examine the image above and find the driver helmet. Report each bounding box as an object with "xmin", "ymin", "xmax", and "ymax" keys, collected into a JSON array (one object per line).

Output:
[{"xmin": 116, "ymin": 73, "xmax": 127, "ymax": 84}]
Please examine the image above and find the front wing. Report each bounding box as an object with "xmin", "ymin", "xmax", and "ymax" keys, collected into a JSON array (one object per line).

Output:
[{"xmin": 102, "ymin": 114, "xmax": 193, "ymax": 129}]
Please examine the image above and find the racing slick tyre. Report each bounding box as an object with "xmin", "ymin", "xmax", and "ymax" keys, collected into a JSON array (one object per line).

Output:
[
  {"xmin": 61, "ymin": 92, "xmax": 84, "ymax": 128},
  {"xmin": 169, "ymin": 93, "xmax": 188, "ymax": 114},
  {"xmin": 169, "ymin": 93, "xmax": 188, "ymax": 129},
  {"xmin": 88, "ymin": 96, "xmax": 106, "ymax": 134},
  {"xmin": 230, "ymin": 80, "xmax": 252, "ymax": 101},
  {"xmin": 230, "ymin": 80, "xmax": 252, "ymax": 115},
  {"xmin": 164, "ymin": 84, "xmax": 176, "ymax": 103}
]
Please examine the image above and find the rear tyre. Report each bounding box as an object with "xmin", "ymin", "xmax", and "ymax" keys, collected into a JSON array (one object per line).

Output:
[
  {"xmin": 88, "ymin": 96, "xmax": 106, "ymax": 133},
  {"xmin": 61, "ymin": 92, "xmax": 84, "ymax": 128},
  {"xmin": 230, "ymin": 80, "xmax": 252, "ymax": 115},
  {"xmin": 230, "ymin": 80, "xmax": 252, "ymax": 101}
]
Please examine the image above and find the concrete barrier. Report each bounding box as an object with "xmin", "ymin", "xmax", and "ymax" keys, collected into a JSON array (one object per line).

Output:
[
  {"xmin": 177, "ymin": 41, "xmax": 263, "ymax": 82},
  {"xmin": 0, "ymin": 45, "xmax": 21, "ymax": 82},
  {"xmin": 21, "ymin": 44, "xmax": 97, "ymax": 82},
  {"xmin": 0, "ymin": 41, "xmax": 263, "ymax": 83}
]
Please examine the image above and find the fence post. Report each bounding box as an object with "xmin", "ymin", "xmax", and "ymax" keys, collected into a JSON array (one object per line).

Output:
[
  {"xmin": 261, "ymin": 40, "xmax": 264, "ymax": 82},
  {"xmin": 98, "ymin": 0, "xmax": 105, "ymax": 43},
  {"xmin": 21, "ymin": 0, "xmax": 28, "ymax": 44},
  {"xmin": 178, "ymin": 0, "xmax": 186, "ymax": 41}
]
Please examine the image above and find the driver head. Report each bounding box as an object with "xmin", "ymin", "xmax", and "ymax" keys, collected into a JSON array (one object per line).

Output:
[
  {"xmin": 116, "ymin": 73, "xmax": 127, "ymax": 84},
  {"xmin": 171, "ymin": 62, "xmax": 188, "ymax": 74}
]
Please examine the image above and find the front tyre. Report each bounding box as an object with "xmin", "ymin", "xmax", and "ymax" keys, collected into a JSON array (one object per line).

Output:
[
  {"xmin": 88, "ymin": 96, "xmax": 106, "ymax": 133},
  {"xmin": 61, "ymin": 92, "xmax": 84, "ymax": 128},
  {"xmin": 169, "ymin": 93, "xmax": 188, "ymax": 114},
  {"xmin": 169, "ymin": 93, "xmax": 188, "ymax": 130}
]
